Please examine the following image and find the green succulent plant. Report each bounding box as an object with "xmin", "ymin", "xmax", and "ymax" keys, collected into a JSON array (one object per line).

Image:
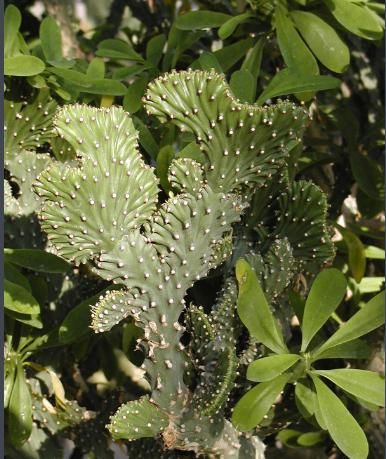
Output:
[
  {"xmin": 232, "ymin": 260, "xmax": 385, "ymax": 459},
  {"xmin": 32, "ymin": 69, "xmax": 337, "ymax": 457}
]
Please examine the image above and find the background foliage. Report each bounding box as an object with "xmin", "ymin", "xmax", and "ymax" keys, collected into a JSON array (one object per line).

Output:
[{"xmin": 3, "ymin": 0, "xmax": 385, "ymax": 458}]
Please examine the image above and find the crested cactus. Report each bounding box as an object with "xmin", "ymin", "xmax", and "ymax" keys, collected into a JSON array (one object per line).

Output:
[{"xmin": 33, "ymin": 70, "xmax": 335, "ymax": 457}]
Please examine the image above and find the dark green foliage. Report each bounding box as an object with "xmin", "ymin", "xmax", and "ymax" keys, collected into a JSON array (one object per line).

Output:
[{"xmin": 3, "ymin": 1, "xmax": 384, "ymax": 458}]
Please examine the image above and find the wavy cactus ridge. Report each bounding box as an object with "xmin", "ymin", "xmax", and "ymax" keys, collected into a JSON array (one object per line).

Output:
[
  {"xmin": 144, "ymin": 69, "xmax": 310, "ymax": 195},
  {"xmin": 34, "ymin": 105, "xmax": 160, "ymax": 265},
  {"xmin": 31, "ymin": 71, "xmax": 333, "ymax": 458},
  {"xmin": 4, "ymin": 88, "xmax": 57, "ymax": 160}
]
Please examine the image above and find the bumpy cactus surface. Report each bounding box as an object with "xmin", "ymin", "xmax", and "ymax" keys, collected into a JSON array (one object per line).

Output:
[{"xmin": 33, "ymin": 70, "xmax": 334, "ymax": 457}]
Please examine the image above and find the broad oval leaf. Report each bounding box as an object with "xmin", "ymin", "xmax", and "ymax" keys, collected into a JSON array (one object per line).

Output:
[
  {"xmin": 247, "ymin": 354, "xmax": 300, "ymax": 382},
  {"xmin": 241, "ymin": 37, "xmax": 265, "ymax": 81},
  {"xmin": 311, "ymin": 338, "xmax": 370, "ymax": 361},
  {"xmin": 291, "ymin": 11, "xmax": 349, "ymax": 73},
  {"xmin": 230, "ymin": 69, "xmax": 256, "ymax": 103},
  {"xmin": 364, "ymin": 245, "xmax": 385, "ymax": 260},
  {"xmin": 218, "ymin": 12, "xmax": 252, "ymax": 40},
  {"xmin": 4, "ymin": 356, "xmax": 17, "ymax": 409},
  {"xmin": 4, "ymin": 280, "xmax": 40, "ymax": 315},
  {"xmin": 8, "ymin": 359, "xmax": 32, "ymax": 447},
  {"xmin": 336, "ymin": 225, "xmax": 366, "ymax": 282},
  {"xmin": 325, "ymin": 0, "xmax": 383, "ymax": 40},
  {"xmin": 4, "ymin": 262, "xmax": 31, "ymax": 292},
  {"xmin": 40, "ymin": 16, "xmax": 63, "ymax": 63},
  {"xmin": 232, "ymin": 374, "xmax": 290, "ymax": 431},
  {"xmin": 297, "ymin": 431, "xmax": 326, "ymax": 447},
  {"xmin": 4, "ymin": 248, "xmax": 70, "ymax": 273},
  {"xmin": 275, "ymin": 3, "xmax": 318, "ymax": 75},
  {"xmin": 146, "ymin": 34, "xmax": 166, "ymax": 67},
  {"xmin": 4, "ymin": 5, "xmax": 22, "ymax": 57},
  {"xmin": 213, "ymin": 37, "xmax": 254, "ymax": 72},
  {"xmin": 313, "ymin": 290, "xmax": 384, "ymax": 358},
  {"xmin": 156, "ymin": 145, "xmax": 175, "ymax": 193},
  {"xmin": 301, "ymin": 268, "xmax": 347, "ymax": 352},
  {"xmin": 96, "ymin": 39, "xmax": 144, "ymax": 61},
  {"xmin": 175, "ymin": 10, "xmax": 231, "ymax": 30},
  {"xmin": 310, "ymin": 374, "xmax": 369, "ymax": 459},
  {"xmin": 312, "ymin": 369, "xmax": 385, "ymax": 407},
  {"xmin": 4, "ymin": 55, "xmax": 45, "ymax": 76},
  {"xmin": 236, "ymin": 259, "xmax": 288, "ymax": 354},
  {"xmin": 197, "ymin": 52, "xmax": 223, "ymax": 73},
  {"xmin": 295, "ymin": 378, "xmax": 317, "ymax": 419},
  {"xmin": 85, "ymin": 79, "xmax": 127, "ymax": 96},
  {"xmin": 123, "ymin": 77, "xmax": 148, "ymax": 114},
  {"xmin": 86, "ymin": 58, "xmax": 105, "ymax": 79},
  {"xmin": 257, "ymin": 68, "xmax": 340, "ymax": 105}
]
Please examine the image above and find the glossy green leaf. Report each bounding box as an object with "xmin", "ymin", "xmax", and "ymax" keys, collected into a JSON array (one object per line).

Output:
[
  {"xmin": 325, "ymin": 0, "xmax": 383, "ymax": 40},
  {"xmin": 96, "ymin": 39, "xmax": 144, "ymax": 61},
  {"xmin": 241, "ymin": 37, "xmax": 265, "ymax": 81},
  {"xmin": 247, "ymin": 354, "xmax": 300, "ymax": 382},
  {"xmin": 356, "ymin": 277, "xmax": 384, "ymax": 294},
  {"xmin": 311, "ymin": 339, "xmax": 370, "ymax": 361},
  {"xmin": 213, "ymin": 37, "xmax": 254, "ymax": 71},
  {"xmin": 156, "ymin": 145, "xmax": 174, "ymax": 193},
  {"xmin": 275, "ymin": 3, "xmax": 318, "ymax": 75},
  {"xmin": 236, "ymin": 259, "xmax": 287, "ymax": 354},
  {"xmin": 257, "ymin": 68, "xmax": 340, "ymax": 104},
  {"xmin": 301, "ymin": 268, "xmax": 347, "ymax": 352},
  {"xmin": 123, "ymin": 77, "xmax": 148, "ymax": 114},
  {"xmin": 297, "ymin": 431, "xmax": 325, "ymax": 447},
  {"xmin": 86, "ymin": 79, "xmax": 127, "ymax": 96},
  {"xmin": 4, "ymin": 55, "xmax": 45, "ymax": 76},
  {"xmin": 313, "ymin": 290, "xmax": 384, "ymax": 358},
  {"xmin": 197, "ymin": 52, "xmax": 223, "ymax": 73},
  {"xmin": 86, "ymin": 58, "xmax": 105, "ymax": 79},
  {"xmin": 4, "ymin": 5, "xmax": 22, "ymax": 57},
  {"xmin": 4, "ymin": 248, "xmax": 70, "ymax": 273},
  {"xmin": 295, "ymin": 378, "xmax": 317, "ymax": 419},
  {"xmin": 113, "ymin": 63, "xmax": 150, "ymax": 80},
  {"xmin": 218, "ymin": 12, "xmax": 252, "ymax": 39},
  {"xmin": 277, "ymin": 429, "xmax": 301, "ymax": 447},
  {"xmin": 337, "ymin": 225, "xmax": 366, "ymax": 282},
  {"xmin": 175, "ymin": 10, "xmax": 231, "ymax": 30},
  {"xmin": 230, "ymin": 69, "xmax": 256, "ymax": 103},
  {"xmin": 8, "ymin": 359, "xmax": 32, "ymax": 447},
  {"xmin": 40, "ymin": 16, "xmax": 63, "ymax": 63},
  {"xmin": 146, "ymin": 34, "xmax": 166, "ymax": 67},
  {"xmin": 4, "ymin": 262, "xmax": 31, "ymax": 292},
  {"xmin": 364, "ymin": 245, "xmax": 385, "ymax": 260},
  {"xmin": 313, "ymin": 369, "xmax": 385, "ymax": 407},
  {"xmin": 4, "ymin": 355, "xmax": 17, "ymax": 409},
  {"xmin": 5, "ymin": 310, "xmax": 43, "ymax": 329},
  {"xmin": 49, "ymin": 67, "xmax": 89, "ymax": 86},
  {"xmin": 132, "ymin": 116, "xmax": 158, "ymax": 160},
  {"xmin": 310, "ymin": 374, "xmax": 369, "ymax": 459},
  {"xmin": 232, "ymin": 374, "xmax": 290, "ymax": 431},
  {"xmin": 291, "ymin": 11, "xmax": 349, "ymax": 73},
  {"xmin": 4, "ymin": 280, "xmax": 40, "ymax": 315}
]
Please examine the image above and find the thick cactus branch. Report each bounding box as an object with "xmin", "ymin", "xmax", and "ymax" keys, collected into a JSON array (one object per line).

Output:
[
  {"xmin": 144, "ymin": 69, "xmax": 309, "ymax": 194},
  {"xmin": 32, "ymin": 70, "xmax": 334, "ymax": 458}
]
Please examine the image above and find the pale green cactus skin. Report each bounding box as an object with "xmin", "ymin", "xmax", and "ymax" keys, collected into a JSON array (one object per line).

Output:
[{"xmin": 32, "ymin": 70, "xmax": 335, "ymax": 458}]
